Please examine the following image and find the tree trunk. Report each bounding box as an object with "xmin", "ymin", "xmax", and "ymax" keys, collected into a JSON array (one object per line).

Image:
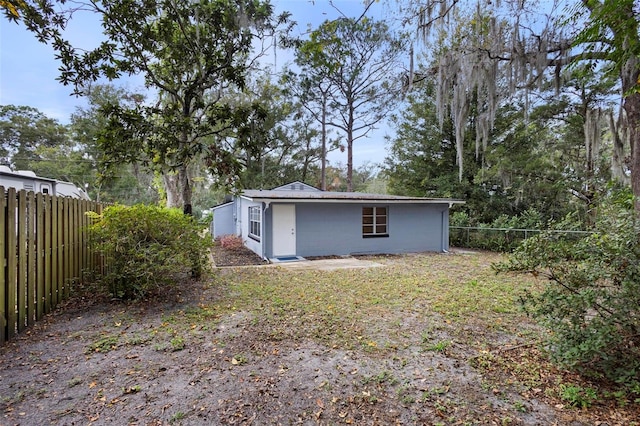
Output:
[
  {"xmin": 609, "ymin": 110, "xmax": 630, "ymax": 185},
  {"xmin": 162, "ymin": 165, "xmax": 191, "ymax": 213},
  {"xmin": 321, "ymin": 95, "xmax": 327, "ymax": 191},
  {"xmin": 626, "ymin": 94, "xmax": 640, "ymax": 212},
  {"xmin": 621, "ymin": 55, "xmax": 640, "ymax": 212},
  {"xmin": 179, "ymin": 164, "xmax": 192, "ymax": 215},
  {"xmin": 346, "ymin": 106, "xmax": 354, "ymax": 192},
  {"xmin": 346, "ymin": 133, "xmax": 353, "ymax": 192},
  {"xmin": 163, "ymin": 173, "xmax": 182, "ymax": 208}
]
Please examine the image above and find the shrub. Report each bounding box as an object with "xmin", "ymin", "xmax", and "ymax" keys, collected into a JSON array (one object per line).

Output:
[
  {"xmin": 88, "ymin": 204, "xmax": 212, "ymax": 300},
  {"xmin": 494, "ymin": 190, "xmax": 640, "ymax": 384},
  {"xmin": 219, "ymin": 234, "xmax": 244, "ymax": 251}
]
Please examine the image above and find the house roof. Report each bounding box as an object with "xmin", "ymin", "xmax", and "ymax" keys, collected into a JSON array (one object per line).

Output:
[
  {"xmin": 241, "ymin": 189, "xmax": 464, "ymax": 205},
  {"xmin": 272, "ymin": 181, "xmax": 320, "ymax": 192}
]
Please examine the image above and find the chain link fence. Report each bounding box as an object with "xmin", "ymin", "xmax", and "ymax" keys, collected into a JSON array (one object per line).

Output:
[{"xmin": 450, "ymin": 226, "xmax": 594, "ymax": 252}]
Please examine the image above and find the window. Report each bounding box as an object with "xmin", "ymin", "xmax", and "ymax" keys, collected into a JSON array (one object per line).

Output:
[
  {"xmin": 362, "ymin": 206, "xmax": 388, "ymax": 237},
  {"xmin": 248, "ymin": 206, "xmax": 261, "ymax": 241}
]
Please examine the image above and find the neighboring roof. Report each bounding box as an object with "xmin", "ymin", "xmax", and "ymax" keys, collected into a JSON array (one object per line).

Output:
[
  {"xmin": 272, "ymin": 181, "xmax": 320, "ymax": 192},
  {"xmin": 211, "ymin": 200, "xmax": 234, "ymax": 211},
  {"xmin": 0, "ymin": 168, "xmax": 56, "ymax": 182},
  {"xmin": 241, "ymin": 189, "xmax": 464, "ymax": 205}
]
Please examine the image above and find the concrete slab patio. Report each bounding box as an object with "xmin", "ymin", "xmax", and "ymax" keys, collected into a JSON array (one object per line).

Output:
[{"xmin": 272, "ymin": 257, "xmax": 384, "ymax": 271}]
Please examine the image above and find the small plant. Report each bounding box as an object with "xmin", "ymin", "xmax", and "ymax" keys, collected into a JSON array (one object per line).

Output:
[
  {"xmin": 169, "ymin": 411, "xmax": 186, "ymax": 423},
  {"xmin": 363, "ymin": 370, "xmax": 397, "ymax": 385},
  {"xmin": 170, "ymin": 337, "xmax": 185, "ymax": 351},
  {"xmin": 123, "ymin": 385, "xmax": 142, "ymax": 394},
  {"xmin": 559, "ymin": 383, "xmax": 598, "ymax": 408},
  {"xmin": 426, "ymin": 339, "xmax": 452, "ymax": 352},
  {"xmin": 512, "ymin": 400, "xmax": 527, "ymax": 413},
  {"xmin": 397, "ymin": 384, "xmax": 416, "ymax": 405},
  {"xmin": 219, "ymin": 234, "xmax": 245, "ymax": 251},
  {"xmin": 125, "ymin": 333, "xmax": 152, "ymax": 346}
]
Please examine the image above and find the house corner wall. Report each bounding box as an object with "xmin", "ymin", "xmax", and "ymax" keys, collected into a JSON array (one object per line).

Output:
[
  {"xmin": 211, "ymin": 203, "xmax": 235, "ymax": 238},
  {"xmin": 239, "ymin": 199, "xmax": 264, "ymax": 259}
]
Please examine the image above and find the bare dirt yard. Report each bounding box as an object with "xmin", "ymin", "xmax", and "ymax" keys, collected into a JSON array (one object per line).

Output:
[{"xmin": 1, "ymin": 248, "xmax": 638, "ymax": 425}]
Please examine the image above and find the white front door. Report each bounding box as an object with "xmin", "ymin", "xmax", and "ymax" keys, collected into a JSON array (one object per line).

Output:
[{"xmin": 272, "ymin": 204, "xmax": 296, "ymax": 257}]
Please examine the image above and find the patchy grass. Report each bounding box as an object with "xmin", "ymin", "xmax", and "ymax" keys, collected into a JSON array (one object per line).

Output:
[
  {"xmin": 85, "ymin": 334, "xmax": 120, "ymax": 354},
  {"xmin": 220, "ymin": 252, "xmax": 539, "ymax": 350},
  {"xmin": 2, "ymin": 251, "xmax": 638, "ymax": 425}
]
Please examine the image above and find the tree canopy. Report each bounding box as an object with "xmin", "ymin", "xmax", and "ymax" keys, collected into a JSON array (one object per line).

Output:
[
  {"xmin": 8, "ymin": 0, "xmax": 290, "ymax": 212},
  {"xmin": 295, "ymin": 16, "xmax": 405, "ymax": 191},
  {"xmin": 0, "ymin": 105, "xmax": 68, "ymax": 171},
  {"xmin": 398, "ymin": 0, "xmax": 640, "ymax": 208}
]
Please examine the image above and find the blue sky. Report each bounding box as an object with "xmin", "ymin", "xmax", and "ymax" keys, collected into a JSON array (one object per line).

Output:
[{"xmin": 0, "ymin": 0, "xmax": 400, "ymax": 168}]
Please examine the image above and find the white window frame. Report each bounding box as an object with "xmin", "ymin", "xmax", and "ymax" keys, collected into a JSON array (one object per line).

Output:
[
  {"xmin": 248, "ymin": 206, "xmax": 261, "ymax": 241},
  {"xmin": 362, "ymin": 206, "xmax": 388, "ymax": 238}
]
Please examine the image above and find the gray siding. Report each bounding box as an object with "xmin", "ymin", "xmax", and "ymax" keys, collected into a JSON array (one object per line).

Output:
[
  {"xmin": 212, "ymin": 203, "xmax": 234, "ymax": 238},
  {"xmin": 239, "ymin": 199, "xmax": 264, "ymax": 258},
  {"xmin": 281, "ymin": 202, "xmax": 448, "ymax": 257}
]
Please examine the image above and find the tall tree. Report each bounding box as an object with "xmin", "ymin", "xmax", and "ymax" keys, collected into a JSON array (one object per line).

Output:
[
  {"xmin": 384, "ymin": 80, "xmax": 462, "ymax": 198},
  {"xmin": 0, "ymin": 105, "xmax": 68, "ymax": 170},
  {"xmin": 398, "ymin": 0, "xmax": 640, "ymax": 210},
  {"xmin": 69, "ymin": 84, "xmax": 158, "ymax": 204},
  {"xmin": 384, "ymin": 66, "xmax": 604, "ymax": 224},
  {"xmin": 281, "ymin": 63, "xmax": 338, "ymax": 190},
  {"xmin": 384, "ymin": 76, "xmax": 500, "ymax": 222},
  {"xmin": 297, "ymin": 17, "xmax": 405, "ymax": 191},
  {"xmin": 6, "ymin": 0, "xmax": 289, "ymax": 213},
  {"xmin": 233, "ymin": 75, "xmax": 316, "ymax": 189}
]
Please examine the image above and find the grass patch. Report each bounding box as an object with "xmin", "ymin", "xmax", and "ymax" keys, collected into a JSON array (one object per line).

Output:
[
  {"xmin": 215, "ymin": 252, "xmax": 540, "ymax": 350},
  {"xmin": 425, "ymin": 339, "xmax": 452, "ymax": 352},
  {"xmin": 85, "ymin": 334, "xmax": 119, "ymax": 354}
]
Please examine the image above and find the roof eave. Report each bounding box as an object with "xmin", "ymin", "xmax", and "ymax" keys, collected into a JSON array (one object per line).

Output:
[{"xmin": 243, "ymin": 196, "xmax": 464, "ymax": 205}]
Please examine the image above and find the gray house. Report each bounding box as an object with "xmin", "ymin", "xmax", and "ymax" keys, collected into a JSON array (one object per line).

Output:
[{"xmin": 212, "ymin": 182, "xmax": 463, "ymax": 261}]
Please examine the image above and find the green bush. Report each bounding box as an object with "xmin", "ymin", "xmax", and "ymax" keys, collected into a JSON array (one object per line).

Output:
[
  {"xmin": 89, "ymin": 204, "xmax": 212, "ymax": 300},
  {"xmin": 494, "ymin": 191, "xmax": 640, "ymax": 384}
]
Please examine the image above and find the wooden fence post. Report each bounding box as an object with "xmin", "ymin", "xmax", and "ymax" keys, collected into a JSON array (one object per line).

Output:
[
  {"xmin": 44, "ymin": 195, "xmax": 52, "ymax": 313},
  {"xmin": 36, "ymin": 193, "xmax": 44, "ymax": 320},
  {"xmin": 63, "ymin": 197, "xmax": 71, "ymax": 299},
  {"xmin": 56, "ymin": 196, "xmax": 63, "ymax": 308},
  {"xmin": 0, "ymin": 186, "xmax": 6, "ymax": 343},
  {"xmin": 27, "ymin": 191, "xmax": 36, "ymax": 327},
  {"xmin": 17, "ymin": 190, "xmax": 27, "ymax": 333},
  {"xmin": 6, "ymin": 188, "xmax": 17, "ymax": 340},
  {"xmin": 47, "ymin": 195, "xmax": 62, "ymax": 310},
  {"xmin": 71, "ymin": 199, "xmax": 82, "ymax": 285}
]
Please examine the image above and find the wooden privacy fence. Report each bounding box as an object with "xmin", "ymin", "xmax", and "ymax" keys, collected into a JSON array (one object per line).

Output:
[{"xmin": 1, "ymin": 186, "xmax": 105, "ymax": 344}]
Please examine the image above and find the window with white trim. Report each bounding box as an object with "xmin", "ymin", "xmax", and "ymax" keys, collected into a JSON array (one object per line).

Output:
[
  {"xmin": 248, "ymin": 206, "xmax": 261, "ymax": 241},
  {"xmin": 362, "ymin": 206, "xmax": 388, "ymax": 237}
]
